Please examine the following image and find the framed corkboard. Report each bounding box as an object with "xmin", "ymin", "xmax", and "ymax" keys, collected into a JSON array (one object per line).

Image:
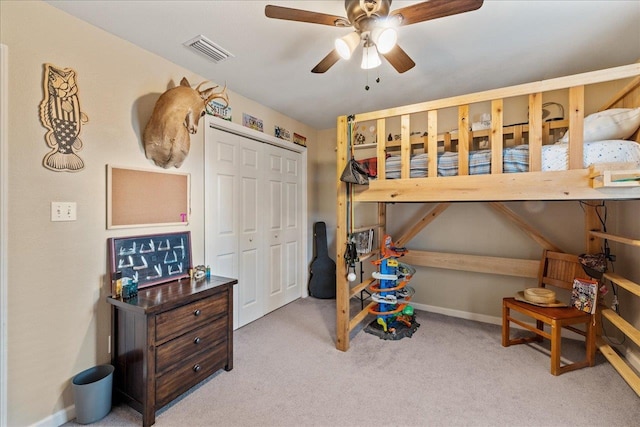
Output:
[{"xmin": 107, "ymin": 165, "xmax": 190, "ymax": 229}]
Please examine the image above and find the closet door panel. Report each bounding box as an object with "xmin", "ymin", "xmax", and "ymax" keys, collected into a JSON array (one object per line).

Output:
[
  {"xmin": 205, "ymin": 132, "xmax": 241, "ymax": 327},
  {"xmin": 238, "ymin": 143, "xmax": 264, "ymax": 326},
  {"xmin": 266, "ymin": 149, "xmax": 285, "ymax": 312},
  {"xmin": 282, "ymin": 154, "xmax": 302, "ymax": 303}
]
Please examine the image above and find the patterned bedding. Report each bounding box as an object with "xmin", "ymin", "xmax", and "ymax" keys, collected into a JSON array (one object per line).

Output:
[{"xmin": 384, "ymin": 140, "xmax": 640, "ymax": 178}]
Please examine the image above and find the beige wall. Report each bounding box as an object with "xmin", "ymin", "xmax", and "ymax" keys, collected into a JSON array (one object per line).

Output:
[{"xmin": 0, "ymin": 1, "xmax": 316, "ymax": 425}]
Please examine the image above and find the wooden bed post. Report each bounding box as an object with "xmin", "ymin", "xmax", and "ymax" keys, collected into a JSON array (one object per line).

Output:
[
  {"xmin": 336, "ymin": 115, "xmax": 350, "ymax": 351},
  {"xmin": 568, "ymin": 86, "xmax": 585, "ymax": 170},
  {"xmin": 458, "ymin": 105, "xmax": 470, "ymax": 175},
  {"xmin": 528, "ymin": 93, "xmax": 543, "ymax": 172},
  {"xmin": 490, "ymin": 100, "xmax": 503, "ymax": 173}
]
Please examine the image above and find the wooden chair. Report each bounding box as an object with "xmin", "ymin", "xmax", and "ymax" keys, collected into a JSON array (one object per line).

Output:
[{"xmin": 502, "ymin": 250, "xmax": 596, "ymax": 375}]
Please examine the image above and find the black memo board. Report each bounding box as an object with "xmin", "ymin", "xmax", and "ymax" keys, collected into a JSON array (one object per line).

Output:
[{"xmin": 108, "ymin": 231, "xmax": 192, "ymax": 289}]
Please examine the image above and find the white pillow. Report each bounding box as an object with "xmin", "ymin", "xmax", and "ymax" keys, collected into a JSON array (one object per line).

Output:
[{"xmin": 560, "ymin": 107, "xmax": 640, "ymax": 143}]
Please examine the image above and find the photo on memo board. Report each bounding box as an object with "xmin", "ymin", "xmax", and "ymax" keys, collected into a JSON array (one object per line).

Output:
[{"xmin": 107, "ymin": 165, "xmax": 190, "ymax": 229}]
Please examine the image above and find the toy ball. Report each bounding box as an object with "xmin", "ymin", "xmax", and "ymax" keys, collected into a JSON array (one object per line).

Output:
[{"xmin": 347, "ymin": 272, "xmax": 357, "ymax": 282}]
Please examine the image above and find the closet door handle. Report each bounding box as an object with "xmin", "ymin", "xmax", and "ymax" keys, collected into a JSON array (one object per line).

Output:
[{"xmin": 193, "ymin": 309, "xmax": 201, "ymax": 317}]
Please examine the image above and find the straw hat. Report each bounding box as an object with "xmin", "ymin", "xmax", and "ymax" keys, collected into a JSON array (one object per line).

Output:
[{"xmin": 523, "ymin": 287, "xmax": 556, "ymax": 304}]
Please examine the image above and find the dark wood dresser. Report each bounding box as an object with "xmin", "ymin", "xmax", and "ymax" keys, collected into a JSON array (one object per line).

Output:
[{"xmin": 107, "ymin": 275, "xmax": 236, "ymax": 427}]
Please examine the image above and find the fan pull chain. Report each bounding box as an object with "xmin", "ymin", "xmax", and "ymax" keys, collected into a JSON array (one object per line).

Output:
[{"xmin": 365, "ymin": 69, "xmax": 381, "ymax": 91}]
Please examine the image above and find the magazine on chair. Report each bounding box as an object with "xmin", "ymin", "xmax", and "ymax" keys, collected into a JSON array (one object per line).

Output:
[{"xmin": 570, "ymin": 278, "xmax": 598, "ymax": 314}]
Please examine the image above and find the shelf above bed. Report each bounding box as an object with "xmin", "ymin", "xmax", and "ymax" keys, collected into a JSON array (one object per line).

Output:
[{"xmin": 590, "ymin": 169, "xmax": 640, "ymax": 188}]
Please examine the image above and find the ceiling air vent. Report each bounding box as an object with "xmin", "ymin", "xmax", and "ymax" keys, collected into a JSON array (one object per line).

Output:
[{"xmin": 183, "ymin": 35, "xmax": 234, "ymax": 63}]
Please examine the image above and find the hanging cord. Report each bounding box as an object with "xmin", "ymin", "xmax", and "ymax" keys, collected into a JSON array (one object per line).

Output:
[
  {"xmin": 344, "ymin": 116, "xmax": 359, "ymax": 280},
  {"xmin": 578, "ymin": 201, "xmax": 625, "ymax": 346}
]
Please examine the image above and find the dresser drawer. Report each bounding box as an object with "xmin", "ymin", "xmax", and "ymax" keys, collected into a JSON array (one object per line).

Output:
[
  {"xmin": 155, "ymin": 341, "xmax": 228, "ymax": 407},
  {"xmin": 155, "ymin": 293, "xmax": 228, "ymax": 343},
  {"xmin": 156, "ymin": 316, "xmax": 227, "ymax": 375}
]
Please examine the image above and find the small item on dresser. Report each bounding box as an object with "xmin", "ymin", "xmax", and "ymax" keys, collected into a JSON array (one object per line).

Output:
[
  {"xmin": 112, "ymin": 271, "xmax": 122, "ymax": 298},
  {"xmin": 121, "ymin": 277, "xmax": 133, "ymax": 300},
  {"xmin": 192, "ymin": 265, "xmax": 206, "ymax": 280},
  {"xmin": 206, "ymin": 265, "xmax": 211, "ymax": 279},
  {"xmin": 121, "ymin": 277, "xmax": 138, "ymax": 300}
]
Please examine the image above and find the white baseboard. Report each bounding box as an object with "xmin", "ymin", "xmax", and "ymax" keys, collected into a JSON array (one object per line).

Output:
[
  {"xmin": 412, "ymin": 302, "xmax": 503, "ymax": 326},
  {"xmin": 31, "ymin": 405, "xmax": 74, "ymax": 427},
  {"xmin": 624, "ymin": 348, "xmax": 640, "ymax": 374}
]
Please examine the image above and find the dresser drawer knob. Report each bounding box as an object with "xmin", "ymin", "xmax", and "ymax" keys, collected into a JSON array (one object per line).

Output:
[
  {"xmin": 193, "ymin": 309, "xmax": 201, "ymax": 317},
  {"xmin": 193, "ymin": 364, "xmax": 201, "ymax": 372},
  {"xmin": 193, "ymin": 337, "xmax": 201, "ymax": 344}
]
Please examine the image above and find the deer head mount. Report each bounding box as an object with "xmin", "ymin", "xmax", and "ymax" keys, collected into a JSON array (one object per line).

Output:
[{"xmin": 143, "ymin": 77, "xmax": 228, "ymax": 168}]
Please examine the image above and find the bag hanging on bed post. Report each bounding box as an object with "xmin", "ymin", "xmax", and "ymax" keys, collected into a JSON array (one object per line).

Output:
[
  {"xmin": 340, "ymin": 116, "xmax": 369, "ymax": 185},
  {"xmin": 340, "ymin": 158, "xmax": 369, "ymax": 185}
]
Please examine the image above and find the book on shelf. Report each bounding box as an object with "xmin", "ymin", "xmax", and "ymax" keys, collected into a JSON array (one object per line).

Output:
[
  {"xmin": 570, "ymin": 277, "xmax": 598, "ymax": 314},
  {"xmin": 352, "ymin": 229, "xmax": 374, "ymax": 255}
]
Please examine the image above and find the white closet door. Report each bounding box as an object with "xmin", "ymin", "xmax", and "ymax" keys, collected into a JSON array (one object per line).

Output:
[
  {"xmin": 205, "ymin": 129, "xmax": 265, "ymax": 328},
  {"xmin": 282, "ymin": 149, "xmax": 302, "ymax": 305},
  {"xmin": 264, "ymin": 144, "xmax": 302, "ymax": 312},
  {"xmin": 237, "ymin": 142, "xmax": 265, "ymax": 326},
  {"xmin": 265, "ymin": 146, "xmax": 284, "ymax": 312},
  {"xmin": 205, "ymin": 130, "xmax": 240, "ymax": 326}
]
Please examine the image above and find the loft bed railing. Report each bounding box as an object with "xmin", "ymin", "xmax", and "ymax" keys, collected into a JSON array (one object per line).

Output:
[{"xmin": 337, "ymin": 63, "xmax": 640, "ymax": 203}]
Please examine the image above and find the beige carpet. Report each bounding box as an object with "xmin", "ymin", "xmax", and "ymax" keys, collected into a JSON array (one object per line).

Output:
[{"xmin": 66, "ymin": 297, "xmax": 639, "ymax": 426}]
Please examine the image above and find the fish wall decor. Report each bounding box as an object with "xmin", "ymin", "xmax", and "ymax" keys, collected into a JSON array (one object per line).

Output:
[{"xmin": 39, "ymin": 63, "xmax": 88, "ymax": 172}]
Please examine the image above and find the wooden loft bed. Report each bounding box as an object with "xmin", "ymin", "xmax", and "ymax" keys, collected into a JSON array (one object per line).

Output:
[{"xmin": 335, "ymin": 63, "xmax": 640, "ymax": 395}]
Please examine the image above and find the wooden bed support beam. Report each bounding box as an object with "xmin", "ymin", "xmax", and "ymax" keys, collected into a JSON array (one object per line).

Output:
[
  {"xmin": 489, "ymin": 202, "xmax": 562, "ymax": 252},
  {"xmin": 394, "ymin": 203, "xmax": 451, "ymax": 248},
  {"xmin": 401, "ymin": 250, "xmax": 540, "ymax": 278}
]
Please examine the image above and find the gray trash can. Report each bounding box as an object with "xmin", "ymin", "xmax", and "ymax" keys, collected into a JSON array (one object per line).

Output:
[{"xmin": 72, "ymin": 364, "xmax": 114, "ymax": 424}]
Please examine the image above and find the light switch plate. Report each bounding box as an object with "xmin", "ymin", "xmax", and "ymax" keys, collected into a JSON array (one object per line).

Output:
[{"xmin": 51, "ymin": 202, "xmax": 77, "ymax": 221}]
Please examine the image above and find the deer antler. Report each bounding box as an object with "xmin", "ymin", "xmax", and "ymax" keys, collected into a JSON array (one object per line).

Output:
[{"xmin": 205, "ymin": 84, "xmax": 229, "ymax": 107}]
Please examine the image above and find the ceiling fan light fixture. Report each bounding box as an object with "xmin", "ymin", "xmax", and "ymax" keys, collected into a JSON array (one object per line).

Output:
[
  {"xmin": 371, "ymin": 27, "xmax": 397, "ymax": 54},
  {"xmin": 361, "ymin": 45, "xmax": 381, "ymax": 69},
  {"xmin": 335, "ymin": 32, "xmax": 361, "ymax": 60}
]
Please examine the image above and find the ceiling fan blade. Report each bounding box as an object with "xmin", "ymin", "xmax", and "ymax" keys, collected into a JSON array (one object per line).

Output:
[
  {"xmin": 311, "ymin": 50, "xmax": 341, "ymax": 73},
  {"xmin": 381, "ymin": 45, "xmax": 415, "ymax": 74},
  {"xmin": 391, "ymin": 0, "xmax": 484, "ymax": 26},
  {"xmin": 265, "ymin": 5, "xmax": 349, "ymax": 27}
]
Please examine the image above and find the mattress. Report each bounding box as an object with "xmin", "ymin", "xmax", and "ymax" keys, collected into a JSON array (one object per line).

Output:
[{"xmin": 384, "ymin": 140, "xmax": 640, "ymax": 179}]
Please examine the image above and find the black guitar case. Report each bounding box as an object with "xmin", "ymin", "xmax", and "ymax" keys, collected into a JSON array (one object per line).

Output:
[{"xmin": 308, "ymin": 222, "xmax": 336, "ymax": 299}]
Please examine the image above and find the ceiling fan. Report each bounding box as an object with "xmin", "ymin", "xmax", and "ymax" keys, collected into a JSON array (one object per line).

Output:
[{"xmin": 265, "ymin": 0, "xmax": 484, "ymax": 74}]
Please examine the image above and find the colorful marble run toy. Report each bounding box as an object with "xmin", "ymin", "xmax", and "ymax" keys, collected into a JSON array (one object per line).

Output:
[{"xmin": 365, "ymin": 235, "xmax": 420, "ymax": 340}]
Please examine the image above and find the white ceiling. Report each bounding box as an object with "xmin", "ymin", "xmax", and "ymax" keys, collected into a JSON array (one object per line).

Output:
[{"xmin": 46, "ymin": 0, "xmax": 640, "ymax": 130}]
